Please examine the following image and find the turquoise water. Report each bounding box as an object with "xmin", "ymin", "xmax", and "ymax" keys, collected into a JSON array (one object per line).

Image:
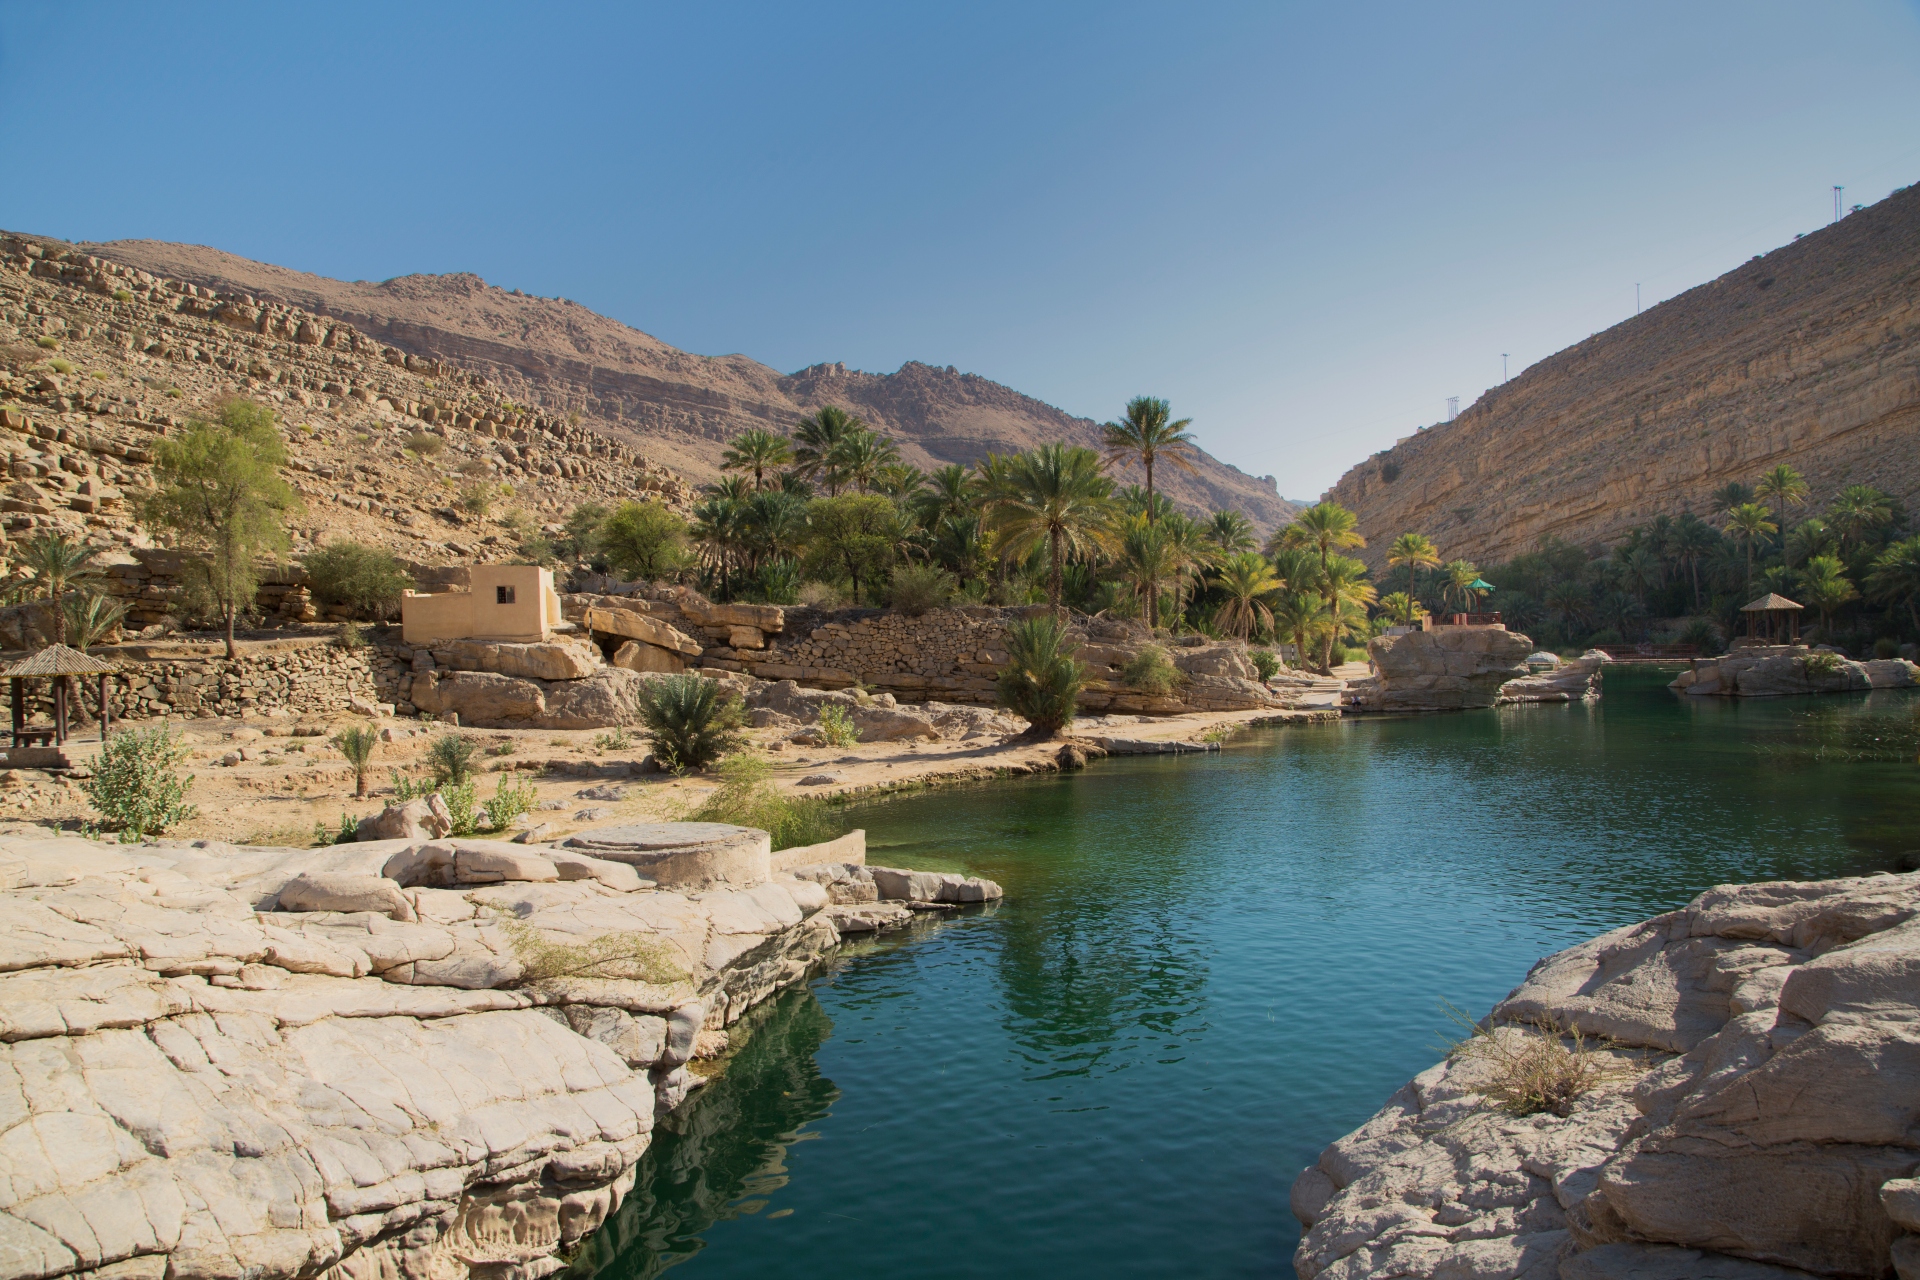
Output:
[{"xmin": 569, "ymin": 670, "xmax": 1920, "ymax": 1279}]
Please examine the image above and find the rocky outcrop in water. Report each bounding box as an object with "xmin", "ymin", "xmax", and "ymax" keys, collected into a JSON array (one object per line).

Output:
[
  {"xmin": 1291, "ymin": 872, "xmax": 1920, "ymax": 1279},
  {"xmin": 1670, "ymin": 646, "xmax": 1920, "ymax": 698},
  {"xmin": 1352, "ymin": 628, "xmax": 1604, "ymax": 712},
  {"xmin": 0, "ymin": 830, "xmax": 1000, "ymax": 1280}
]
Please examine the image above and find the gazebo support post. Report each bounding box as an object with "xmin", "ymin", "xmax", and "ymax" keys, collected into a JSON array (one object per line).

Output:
[
  {"xmin": 53, "ymin": 677, "xmax": 67, "ymax": 746},
  {"xmin": 9, "ymin": 677, "xmax": 21, "ymax": 748},
  {"xmin": 98, "ymin": 674, "xmax": 109, "ymax": 741}
]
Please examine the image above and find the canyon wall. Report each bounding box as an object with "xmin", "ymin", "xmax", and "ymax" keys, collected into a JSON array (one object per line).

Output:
[{"xmin": 1327, "ymin": 183, "xmax": 1920, "ymax": 567}]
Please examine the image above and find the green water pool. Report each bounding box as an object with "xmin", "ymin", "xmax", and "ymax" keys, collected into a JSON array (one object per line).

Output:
[{"xmin": 569, "ymin": 668, "xmax": 1920, "ymax": 1278}]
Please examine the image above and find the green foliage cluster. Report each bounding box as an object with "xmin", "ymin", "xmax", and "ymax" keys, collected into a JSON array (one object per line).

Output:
[
  {"xmin": 636, "ymin": 673, "xmax": 746, "ymax": 771},
  {"xmin": 1120, "ymin": 644, "xmax": 1183, "ymax": 696},
  {"xmin": 304, "ymin": 541, "xmax": 413, "ymax": 619},
  {"xmin": 1249, "ymin": 648, "xmax": 1282, "ymax": 681},
  {"xmin": 506, "ymin": 922, "xmax": 686, "ymax": 985},
  {"xmin": 816, "ymin": 702, "xmax": 860, "ymax": 747},
  {"xmin": 330, "ymin": 724, "xmax": 380, "ymax": 798},
  {"xmin": 426, "ymin": 732, "xmax": 480, "ymax": 787},
  {"xmin": 83, "ymin": 727, "xmax": 197, "ymax": 841},
  {"xmin": 996, "ymin": 614, "xmax": 1085, "ymax": 736},
  {"xmin": 688, "ymin": 753, "xmax": 841, "ymax": 850}
]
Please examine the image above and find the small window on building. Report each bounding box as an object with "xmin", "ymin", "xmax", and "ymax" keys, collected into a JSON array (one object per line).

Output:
[{"xmin": 496, "ymin": 585, "xmax": 516, "ymax": 604}]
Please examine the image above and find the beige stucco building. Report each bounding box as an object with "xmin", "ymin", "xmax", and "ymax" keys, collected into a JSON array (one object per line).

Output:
[{"xmin": 400, "ymin": 565, "xmax": 564, "ymax": 645}]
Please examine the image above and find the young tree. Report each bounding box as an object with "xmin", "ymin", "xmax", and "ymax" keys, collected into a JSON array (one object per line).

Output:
[
  {"xmin": 1100, "ymin": 396, "xmax": 1197, "ymax": 524},
  {"xmin": 805, "ymin": 494, "xmax": 902, "ymax": 604},
  {"xmin": 1386, "ymin": 532, "xmax": 1441, "ymax": 599},
  {"xmin": 598, "ymin": 500, "xmax": 691, "ymax": 581},
  {"xmin": 139, "ymin": 398, "xmax": 299, "ymax": 658},
  {"xmin": 304, "ymin": 541, "xmax": 414, "ymax": 619},
  {"xmin": 16, "ymin": 531, "xmax": 100, "ymax": 647},
  {"xmin": 994, "ymin": 444, "xmax": 1117, "ymax": 612},
  {"xmin": 1722, "ymin": 503, "xmax": 1778, "ymax": 587}
]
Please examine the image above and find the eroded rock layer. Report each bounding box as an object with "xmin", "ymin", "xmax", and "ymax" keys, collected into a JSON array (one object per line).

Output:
[
  {"xmin": 1292, "ymin": 871, "xmax": 1920, "ymax": 1279},
  {"xmin": 1328, "ymin": 184, "xmax": 1920, "ymax": 566}
]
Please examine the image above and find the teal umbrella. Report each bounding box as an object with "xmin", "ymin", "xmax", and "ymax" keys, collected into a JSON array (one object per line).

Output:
[{"xmin": 1469, "ymin": 578, "xmax": 1495, "ymax": 591}]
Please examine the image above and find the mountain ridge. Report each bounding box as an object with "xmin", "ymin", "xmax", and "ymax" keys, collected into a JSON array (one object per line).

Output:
[{"xmin": 80, "ymin": 238, "xmax": 1301, "ymax": 529}]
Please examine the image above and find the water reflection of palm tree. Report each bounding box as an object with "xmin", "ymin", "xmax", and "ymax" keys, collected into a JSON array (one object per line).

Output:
[{"xmin": 568, "ymin": 991, "xmax": 839, "ymax": 1280}]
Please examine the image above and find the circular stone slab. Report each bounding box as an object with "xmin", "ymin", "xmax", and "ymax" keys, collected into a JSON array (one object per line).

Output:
[{"xmin": 563, "ymin": 822, "xmax": 771, "ymax": 890}]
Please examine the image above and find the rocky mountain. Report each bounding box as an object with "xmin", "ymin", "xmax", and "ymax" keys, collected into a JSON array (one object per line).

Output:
[
  {"xmin": 1326, "ymin": 182, "xmax": 1920, "ymax": 567},
  {"xmin": 80, "ymin": 239, "xmax": 1299, "ymax": 529}
]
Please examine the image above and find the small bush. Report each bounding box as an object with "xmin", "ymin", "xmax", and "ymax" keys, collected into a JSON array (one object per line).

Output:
[
  {"xmin": 427, "ymin": 732, "xmax": 480, "ymax": 787},
  {"xmin": 797, "ymin": 580, "xmax": 843, "ymax": 609},
  {"xmin": 305, "ymin": 541, "xmax": 414, "ymax": 619},
  {"xmin": 1445, "ymin": 1006, "xmax": 1615, "ymax": 1118},
  {"xmin": 1121, "ymin": 644, "xmax": 1183, "ymax": 697},
  {"xmin": 165, "ymin": 386, "xmax": 183, "ymax": 398},
  {"xmin": 507, "ymin": 922, "xmax": 685, "ymax": 985},
  {"xmin": 748, "ymin": 558, "xmax": 801, "ymax": 605},
  {"xmin": 313, "ymin": 812, "xmax": 358, "ymax": 846},
  {"xmin": 112, "ymin": 288, "xmax": 134, "ymax": 302},
  {"xmin": 1802, "ymin": 650, "xmax": 1844, "ymax": 680},
  {"xmin": 457, "ymin": 481, "xmax": 499, "ymax": 516},
  {"xmin": 47, "ymin": 358, "xmax": 72, "ymax": 374},
  {"xmin": 405, "ymin": 431, "xmax": 446, "ymax": 458},
  {"xmin": 690, "ymin": 753, "xmax": 841, "ymax": 850},
  {"xmin": 331, "ymin": 724, "xmax": 380, "ymax": 798},
  {"xmin": 487, "ymin": 739, "xmax": 516, "ymax": 757},
  {"xmin": 390, "ymin": 768, "xmax": 433, "ymax": 802},
  {"xmin": 817, "ymin": 702, "xmax": 860, "ymax": 747},
  {"xmin": 996, "ymin": 614, "xmax": 1085, "ymax": 736},
  {"xmin": 888, "ymin": 563, "xmax": 955, "ymax": 616},
  {"xmin": 1875, "ymin": 637, "xmax": 1900, "ymax": 660},
  {"xmin": 592, "ymin": 728, "xmax": 632, "ymax": 753},
  {"xmin": 1249, "ymin": 648, "xmax": 1281, "ymax": 681},
  {"xmin": 441, "ymin": 778, "xmax": 480, "ymax": 836},
  {"xmin": 1678, "ymin": 616, "xmax": 1724, "ymax": 657},
  {"xmin": 83, "ymin": 727, "xmax": 197, "ymax": 841},
  {"xmin": 637, "ymin": 673, "xmax": 746, "ymax": 771},
  {"xmin": 483, "ymin": 772, "xmax": 539, "ymax": 831},
  {"xmin": 34, "ymin": 336, "xmax": 57, "ymax": 350},
  {"xmin": 333, "ymin": 620, "xmax": 367, "ymax": 650}
]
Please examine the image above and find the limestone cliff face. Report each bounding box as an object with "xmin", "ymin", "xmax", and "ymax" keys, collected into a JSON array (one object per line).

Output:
[{"xmin": 1328, "ymin": 184, "xmax": 1920, "ymax": 567}]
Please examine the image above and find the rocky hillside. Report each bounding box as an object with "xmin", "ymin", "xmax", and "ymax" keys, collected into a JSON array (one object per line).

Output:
[
  {"xmin": 1328, "ymin": 183, "xmax": 1920, "ymax": 567},
  {"xmin": 0, "ymin": 231, "xmax": 696, "ymax": 580},
  {"xmin": 79, "ymin": 239, "xmax": 1298, "ymax": 528}
]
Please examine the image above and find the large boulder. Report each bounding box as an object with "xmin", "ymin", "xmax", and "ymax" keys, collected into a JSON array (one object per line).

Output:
[
  {"xmin": 1360, "ymin": 626, "xmax": 1536, "ymax": 711},
  {"xmin": 1673, "ymin": 646, "xmax": 1920, "ymax": 697},
  {"xmin": 355, "ymin": 794, "xmax": 453, "ymax": 842},
  {"xmin": 612, "ymin": 639, "xmax": 685, "ymax": 673},
  {"xmin": 274, "ymin": 871, "xmax": 416, "ymax": 921},
  {"xmin": 409, "ymin": 668, "xmax": 650, "ymax": 729},
  {"xmin": 441, "ymin": 638, "xmax": 601, "ymax": 680},
  {"xmin": 1498, "ymin": 648, "xmax": 1608, "ymax": 703}
]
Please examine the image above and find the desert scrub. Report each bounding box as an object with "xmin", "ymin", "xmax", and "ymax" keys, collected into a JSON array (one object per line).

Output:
[
  {"xmin": 1445, "ymin": 1006, "xmax": 1617, "ymax": 1118},
  {"xmin": 1249, "ymin": 648, "xmax": 1281, "ymax": 681},
  {"xmin": 304, "ymin": 541, "xmax": 412, "ymax": 619},
  {"xmin": 1120, "ymin": 644, "xmax": 1183, "ymax": 697},
  {"xmin": 591, "ymin": 728, "xmax": 631, "ymax": 753},
  {"xmin": 997, "ymin": 614, "xmax": 1085, "ymax": 736},
  {"xmin": 507, "ymin": 923, "xmax": 686, "ymax": 985},
  {"xmin": 426, "ymin": 731, "xmax": 480, "ymax": 786},
  {"xmin": 817, "ymin": 702, "xmax": 860, "ymax": 747},
  {"xmin": 404, "ymin": 431, "xmax": 446, "ymax": 458},
  {"xmin": 332, "ymin": 620, "xmax": 368, "ymax": 650},
  {"xmin": 312, "ymin": 812, "xmax": 359, "ymax": 847},
  {"xmin": 482, "ymin": 772, "xmax": 539, "ymax": 831},
  {"xmin": 83, "ymin": 727, "xmax": 198, "ymax": 841},
  {"xmin": 637, "ymin": 673, "xmax": 746, "ymax": 771},
  {"xmin": 689, "ymin": 753, "xmax": 840, "ymax": 850},
  {"xmin": 887, "ymin": 563, "xmax": 955, "ymax": 616},
  {"xmin": 1801, "ymin": 650, "xmax": 1845, "ymax": 680}
]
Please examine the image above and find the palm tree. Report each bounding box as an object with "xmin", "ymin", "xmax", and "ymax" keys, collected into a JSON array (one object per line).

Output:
[
  {"xmin": 1710, "ymin": 481, "xmax": 1755, "ymax": 517},
  {"xmin": 1269, "ymin": 502, "xmax": 1365, "ymax": 664},
  {"xmin": 1722, "ymin": 503, "xmax": 1779, "ymax": 587},
  {"xmin": 1376, "ymin": 592, "xmax": 1423, "ymax": 626},
  {"xmin": 1543, "ymin": 580, "xmax": 1591, "ymax": 636},
  {"xmin": 16, "ymin": 531, "xmax": 99, "ymax": 647},
  {"xmin": 827, "ymin": 429, "xmax": 901, "ymax": 494},
  {"xmin": 1672, "ymin": 514, "xmax": 1720, "ymax": 609},
  {"xmin": 791, "ymin": 406, "xmax": 865, "ymax": 494},
  {"xmin": 1615, "ymin": 546, "xmax": 1661, "ymax": 606},
  {"xmin": 1113, "ymin": 514, "xmax": 1186, "ymax": 627},
  {"xmin": 874, "ymin": 462, "xmax": 929, "ymax": 502},
  {"xmin": 1784, "ymin": 518, "xmax": 1836, "ymax": 568},
  {"xmin": 1205, "ymin": 509, "xmax": 1256, "ymax": 555},
  {"xmin": 1797, "ymin": 555, "xmax": 1858, "ymax": 635},
  {"xmin": 1386, "ymin": 532, "xmax": 1440, "ymax": 599},
  {"xmin": 1826, "ymin": 484, "xmax": 1894, "ymax": 555},
  {"xmin": 1271, "ymin": 590, "xmax": 1329, "ymax": 671},
  {"xmin": 994, "ymin": 444, "xmax": 1117, "ymax": 610},
  {"xmin": 63, "ymin": 592, "xmax": 126, "ymax": 651},
  {"xmin": 1100, "ymin": 396, "xmax": 1197, "ymax": 524},
  {"xmin": 1867, "ymin": 536, "xmax": 1920, "ymax": 634},
  {"xmin": 690, "ymin": 496, "xmax": 748, "ymax": 599},
  {"xmin": 1756, "ymin": 464, "xmax": 1810, "ymax": 521},
  {"xmin": 914, "ymin": 463, "xmax": 976, "ymax": 528},
  {"xmin": 719, "ymin": 428, "xmax": 792, "ymax": 491},
  {"xmin": 1317, "ymin": 555, "xmax": 1377, "ymax": 671},
  {"xmin": 1210, "ymin": 551, "xmax": 1282, "ymax": 640},
  {"xmin": 1439, "ymin": 559, "xmax": 1481, "ymax": 615}
]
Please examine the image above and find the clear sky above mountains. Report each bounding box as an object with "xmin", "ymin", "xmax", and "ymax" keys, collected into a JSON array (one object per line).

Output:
[{"xmin": 4, "ymin": 1, "xmax": 1919, "ymax": 498}]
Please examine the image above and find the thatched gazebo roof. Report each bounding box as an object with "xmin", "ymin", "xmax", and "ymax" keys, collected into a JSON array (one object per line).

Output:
[
  {"xmin": 1740, "ymin": 593, "xmax": 1804, "ymax": 612},
  {"xmin": 1, "ymin": 644, "xmax": 122, "ymax": 678}
]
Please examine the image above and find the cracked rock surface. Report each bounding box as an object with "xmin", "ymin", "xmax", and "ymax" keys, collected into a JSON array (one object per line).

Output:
[{"xmin": 1292, "ymin": 871, "xmax": 1920, "ymax": 1280}]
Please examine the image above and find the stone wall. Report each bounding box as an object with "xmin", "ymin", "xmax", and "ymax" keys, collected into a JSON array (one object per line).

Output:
[{"xmin": 94, "ymin": 637, "xmax": 384, "ymax": 720}]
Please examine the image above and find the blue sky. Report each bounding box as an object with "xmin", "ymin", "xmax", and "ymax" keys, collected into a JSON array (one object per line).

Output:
[{"xmin": 4, "ymin": 2, "xmax": 1919, "ymax": 498}]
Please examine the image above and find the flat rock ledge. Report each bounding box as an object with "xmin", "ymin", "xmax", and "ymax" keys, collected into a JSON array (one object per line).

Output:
[
  {"xmin": 0, "ymin": 831, "xmax": 999, "ymax": 1280},
  {"xmin": 1292, "ymin": 871, "xmax": 1920, "ymax": 1280}
]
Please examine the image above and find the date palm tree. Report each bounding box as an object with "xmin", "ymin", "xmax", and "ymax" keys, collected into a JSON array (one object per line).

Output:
[
  {"xmin": 1317, "ymin": 555, "xmax": 1377, "ymax": 671},
  {"xmin": 828, "ymin": 429, "xmax": 901, "ymax": 494},
  {"xmin": 1797, "ymin": 555, "xmax": 1858, "ymax": 635},
  {"xmin": 1210, "ymin": 551, "xmax": 1282, "ymax": 640},
  {"xmin": 1439, "ymin": 559, "xmax": 1481, "ymax": 615},
  {"xmin": 1825, "ymin": 484, "xmax": 1894, "ymax": 555},
  {"xmin": 1114, "ymin": 514, "xmax": 1185, "ymax": 627},
  {"xmin": 994, "ymin": 444, "xmax": 1117, "ymax": 610},
  {"xmin": 1100, "ymin": 396, "xmax": 1197, "ymax": 524},
  {"xmin": 792, "ymin": 406, "xmax": 865, "ymax": 495},
  {"xmin": 1710, "ymin": 481, "xmax": 1755, "ymax": 517},
  {"xmin": 1386, "ymin": 532, "xmax": 1440, "ymax": 599},
  {"xmin": 1271, "ymin": 590, "xmax": 1329, "ymax": 671},
  {"xmin": 16, "ymin": 531, "xmax": 100, "ymax": 647},
  {"xmin": 1205, "ymin": 509, "xmax": 1256, "ymax": 555},
  {"xmin": 1722, "ymin": 502, "xmax": 1778, "ymax": 587},
  {"xmin": 913, "ymin": 463, "xmax": 977, "ymax": 528},
  {"xmin": 719, "ymin": 428, "xmax": 792, "ymax": 491},
  {"xmin": 1756, "ymin": 464, "xmax": 1810, "ymax": 521},
  {"xmin": 1867, "ymin": 536, "xmax": 1920, "ymax": 634}
]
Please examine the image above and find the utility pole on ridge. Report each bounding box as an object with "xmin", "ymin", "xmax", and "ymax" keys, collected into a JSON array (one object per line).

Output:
[{"xmin": 1833, "ymin": 186, "xmax": 1843, "ymax": 224}]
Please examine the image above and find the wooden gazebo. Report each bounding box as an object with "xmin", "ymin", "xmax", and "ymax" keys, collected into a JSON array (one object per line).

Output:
[
  {"xmin": 1739, "ymin": 593, "xmax": 1804, "ymax": 645},
  {"xmin": 1, "ymin": 644, "xmax": 122, "ymax": 748}
]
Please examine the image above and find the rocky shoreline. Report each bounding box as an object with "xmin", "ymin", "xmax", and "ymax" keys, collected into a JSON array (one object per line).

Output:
[
  {"xmin": 1291, "ymin": 872, "xmax": 1920, "ymax": 1279},
  {"xmin": 0, "ymin": 825, "xmax": 998, "ymax": 1280}
]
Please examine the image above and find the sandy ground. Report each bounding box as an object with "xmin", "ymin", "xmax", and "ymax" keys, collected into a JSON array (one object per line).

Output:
[{"xmin": 5, "ymin": 696, "xmax": 1346, "ymax": 847}]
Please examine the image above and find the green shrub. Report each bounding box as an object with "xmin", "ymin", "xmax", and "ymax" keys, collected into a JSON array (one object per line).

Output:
[
  {"xmin": 592, "ymin": 728, "xmax": 631, "ymax": 753},
  {"xmin": 313, "ymin": 811, "xmax": 358, "ymax": 846},
  {"xmin": 1874, "ymin": 637, "xmax": 1900, "ymax": 660},
  {"xmin": 441, "ymin": 778, "xmax": 480, "ymax": 836},
  {"xmin": 597, "ymin": 500, "xmax": 691, "ymax": 581},
  {"xmin": 507, "ymin": 923, "xmax": 685, "ymax": 985},
  {"xmin": 330, "ymin": 724, "xmax": 380, "ymax": 798},
  {"xmin": 817, "ymin": 702, "xmax": 860, "ymax": 747},
  {"xmin": 404, "ymin": 431, "xmax": 446, "ymax": 457},
  {"xmin": 1802, "ymin": 650, "xmax": 1844, "ymax": 680},
  {"xmin": 996, "ymin": 615, "xmax": 1085, "ymax": 736},
  {"xmin": 483, "ymin": 772, "xmax": 539, "ymax": 831},
  {"xmin": 82, "ymin": 727, "xmax": 197, "ymax": 841},
  {"xmin": 1249, "ymin": 648, "xmax": 1281, "ymax": 681},
  {"xmin": 1121, "ymin": 644, "xmax": 1183, "ymax": 696},
  {"xmin": 1678, "ymin": 617, "xmax": 1724, "ymax": 657},
  {"xmin": 888, "ymin": 563, "xmax": 955, "ymax": 616},
  {"xmin": 689, "ymin": 754, "xmax": 841, "ymax": 850},
  {"xmin": 426, "ymin": 732, "xmax": 480, "ymax": 787},
  {"xmin": 304, "ymin": 542, "xmax": 413, "ymax": 619},
  {"xmin": 748, "ymin": 558, "xmax": 801, "ymax": 605},
  {"xmin": 333, "ymin": 620, "xmax": 367, "ymax": 650},
  {"xmin": 47, "ymin": 358, "xmax": 72, "ymax": 374},
  {"xmin": 34, "ymin": 336, "xmax": 57, "ymax": 351},
  {"xmin": 112, "ymin": 288, "xmax": 134, "ymax": 302},
  {"xmin": 457, "ymin": 481, "xmax": 499, "ymax": 516},
  {"xmin": 391, "ymin": 768, "xmax": 432, "ymax": 802},
  {"xmin": 636, "ymin": 673, "xmax": 746, "ymax": 771}
]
